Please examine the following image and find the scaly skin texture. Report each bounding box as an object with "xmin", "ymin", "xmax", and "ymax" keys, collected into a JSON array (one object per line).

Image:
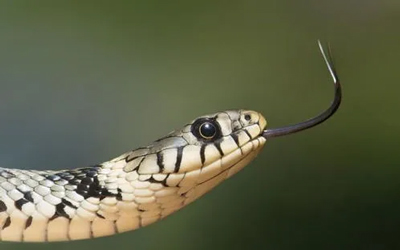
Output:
[{"xmin": 0, "ymin": 110, "xmax": 266, "ymax": 242}]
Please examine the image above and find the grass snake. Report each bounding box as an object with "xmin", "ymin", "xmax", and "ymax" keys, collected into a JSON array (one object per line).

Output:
[{"xmin": 0, "ymin": 42, "xmax": 341, "ymax": 242}]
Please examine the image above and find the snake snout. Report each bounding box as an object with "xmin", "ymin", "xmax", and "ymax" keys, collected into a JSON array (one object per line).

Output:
[{"xmin": 239, "ymin": 110, "xmax": 267, "ymax": 134}]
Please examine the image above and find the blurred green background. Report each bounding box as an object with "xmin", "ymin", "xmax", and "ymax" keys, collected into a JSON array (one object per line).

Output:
[{"xmin": 0, "ymin": 1, "xmax": 399, "ymax": 249}]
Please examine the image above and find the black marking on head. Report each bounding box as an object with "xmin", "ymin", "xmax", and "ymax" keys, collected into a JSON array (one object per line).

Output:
[
  {"xmin": 156, "ymin": 152, "xmax": 165, "ymax": 172},
  {"xmin": 200, "ymin": 144, "xmax": 206, "ymax": 165},
  {"xmin": 3, "ymin": 217, "xmax": 11, "ymax": 229},
  {"xmin": 15, "ymin": 199, "xmax": 29, "ymax": 210},
  {"xmin": 230, "ymin": 133, "xmax": 243, "ymax": 155},
  {"xmin": 243, "ymin": 129, "xmax": 252, "ymax": 140},
  {"xmin": 125, "ymin": 148, "xmax": 150, "ymax": 162},
  {"xmin": 25, "ymin": 216, "xmax": 33, "ymax": 229},
  {"xmin": 177, "ymin": 172, "xmax": 186, "ymax": 187},
  {"xmin": 215, "ymin": 141, "xmax": 224, "ymax": 156},
  {"xmin": 134, "ymin": 157, "xmax": 146, "ymax": 172},
  {"xmin": 231, "ymin": 133, "xmax": 240, "ymax": 147},
  {"xmin": 62, "ymin": 198, "xmax": 78, "ymax": 209},
  {"xmin": 0, "ymin": 200, "xmax": 7, "ymax": 212},
  {"xmin": 174, "ymin": 146, "xmax": 184, "ymax": 173}
]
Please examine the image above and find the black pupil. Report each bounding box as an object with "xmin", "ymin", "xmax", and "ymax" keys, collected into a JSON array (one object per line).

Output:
[{"xmin": 200, "ymin": 122, "xmax": 216, "ymax": 138}]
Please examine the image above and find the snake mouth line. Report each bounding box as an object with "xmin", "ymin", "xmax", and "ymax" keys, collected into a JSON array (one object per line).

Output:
[
  {"xmin": 173, "ymin": 136, "xmax": 265, "ymax": 205},
  {"xmin": 198, "ymin": 148, "xmax": 258, "ymax": 186},
  {"xmin": 194, "ymin": 136, "xmax": 265, "ymax": 186}
]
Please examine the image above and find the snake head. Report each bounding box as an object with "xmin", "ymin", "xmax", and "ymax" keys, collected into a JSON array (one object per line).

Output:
[
  {"xmin": 124, "ymin": 110, "xmax": 267, "ymax": 174},
  {"xmin": 177, "ymin": 110, "xmax": 267, "ymax": 173},
  {"xmin": 122, "ymin": 110, "xmax": 267, "ymax": 203}
]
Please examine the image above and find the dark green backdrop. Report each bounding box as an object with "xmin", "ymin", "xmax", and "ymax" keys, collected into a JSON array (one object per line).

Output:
[{"xmin": 0, "ymin": 1, "xmax": 399, "ymax": 249}]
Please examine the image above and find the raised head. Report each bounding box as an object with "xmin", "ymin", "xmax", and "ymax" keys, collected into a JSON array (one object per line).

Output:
[
  {"xmin": 0, "ymin": 41, "xmax": 341, "ymax": 242},
  {"xmin": 121, "ymin": 110, "xmax": 267, "ymax": 206}
]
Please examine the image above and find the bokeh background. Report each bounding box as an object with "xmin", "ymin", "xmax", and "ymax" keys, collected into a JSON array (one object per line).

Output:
[{"xmin": 0, "ymin": 1, "xmax": 399, "ymax": 249}]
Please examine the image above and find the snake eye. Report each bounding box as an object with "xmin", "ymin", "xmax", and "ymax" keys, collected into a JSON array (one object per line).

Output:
[
  {"xmin": 192, "ymin": 119, "xmax": 221, "ymax": 141},
  {"xmin": 199, "ymin": 122, "xmax": 216, "ymax": 139}
]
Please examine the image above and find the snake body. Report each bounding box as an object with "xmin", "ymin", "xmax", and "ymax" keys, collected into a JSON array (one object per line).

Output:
[
  {"xmin": 0, "ymin": 110, "xmax": 267, "ymax": 242},
  {"xmin": 0, "ymin": 42, "xmax": 342, "ymax": 242}
]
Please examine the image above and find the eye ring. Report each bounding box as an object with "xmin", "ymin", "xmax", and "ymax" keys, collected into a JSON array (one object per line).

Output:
[
  {"xmin": 199, "ymin": 122, "xmax": 217, "ymax": 139},
  {"xmin": 191, "ymin": 119, "xmax": 221, "ymax": 141}
]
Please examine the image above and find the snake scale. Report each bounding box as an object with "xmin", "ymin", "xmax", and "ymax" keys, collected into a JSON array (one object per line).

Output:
[{"xmin": 0, "ymin": 42, "xmax": 341, "ymax": 242}]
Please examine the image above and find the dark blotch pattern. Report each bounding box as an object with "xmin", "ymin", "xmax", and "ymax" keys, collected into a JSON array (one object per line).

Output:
[
  {"xmin": 200, "ymin": 144, "xmax": 206, "ymax": 165},
  {"xmin": 25, "ymin": 216, "xmax": 33, "ymax": 229},
  {"xmin": 243, "ymin": 129, "xmax": 252, "ymax": 140},
  {"xmin": 147, "ymin": 175, "xmax": 168, "ymax": 187},
  {"xmin": 62, "ymin": 198, "xmax": 78, "ymax": 209},
  {"xmin": 0, "ymin": 164, "xmax": 128, "ymax": 223},
  {"xmin": 44, "ymin": 165, "xmax": 125, "ymax": 220},
  {"xmin": 23, "ymin": 192, "xmax": 34, "ymax": 203},
  {"xmin": 156, "ymin": 152, "xmax": 164, "ymax": 172},
  {"xmin": 96, "ymin": 212, "xmax": 105, "ymax": 219},
  {"xmin": 2, "ymin": 217, "xmax": 11, "ymax": 229},
  {"xmin": 50, "ymin": 203, "xmax": 70, "ymax": 220},
  {"xmin": 231, "ymin": 133, "xmax": 240, "ymax": 147},
  {"xmin": 43, "ymin": 165, "xmax": 121, "ymax": 201},
  {"xmin": 0, "ymin": 200, "xmax": 7, "ymax": 212},
  {"xmin": 174, "ymin": 147, "xmax": 184, "ymax": 173},
  {"xmin": 214, "ymin": 141, "xmax": 224, "ymax": 156},
  {"xmin": 15, "ymin": 199, "xmax": 29, "ymax": 210},
  {"xmin": 46, "ymin": 175, "xmax": 61, "ymax": 182}
]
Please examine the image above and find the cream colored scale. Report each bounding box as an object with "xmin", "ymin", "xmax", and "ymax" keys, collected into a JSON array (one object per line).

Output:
[{"xmin": 0, "ymin": 42, "xmax": 341, "ymax": 242}]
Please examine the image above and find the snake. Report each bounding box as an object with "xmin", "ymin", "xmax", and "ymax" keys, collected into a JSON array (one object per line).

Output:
[{"xmin": 0, "ymin": 42, "xmax": 341, "ymax": 242}]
